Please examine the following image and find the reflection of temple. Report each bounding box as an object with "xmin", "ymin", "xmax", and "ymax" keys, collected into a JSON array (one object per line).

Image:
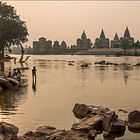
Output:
[
  {"xmin": 120, "ymin": 27, "xmax": 134, "ymax": 48},
  {"xmin": 111, "ymin": 33, "xmax": 121, "ymax": 48},
  {"xmin": 76, "ymin": 31, "xmax": 92, "ymax": 49},
  {"xmin": 94, "ymin": 29, "xmax": 109, "ymax": 48}
]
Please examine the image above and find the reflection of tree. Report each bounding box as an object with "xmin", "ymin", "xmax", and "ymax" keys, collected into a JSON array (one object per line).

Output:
[{"xmin": 0, "ymin": 85, "xmax": 28, "ymax": 117}]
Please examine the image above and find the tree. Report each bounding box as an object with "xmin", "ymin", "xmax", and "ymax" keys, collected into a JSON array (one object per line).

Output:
[{"xmin": 0, "ymin": 2, "xmax": 28, "ymax": 71}]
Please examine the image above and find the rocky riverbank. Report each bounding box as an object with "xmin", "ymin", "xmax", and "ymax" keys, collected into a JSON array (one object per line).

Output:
[{"xmin": 0, "ymin": 103, "xmax": 140, "ymax": 140}]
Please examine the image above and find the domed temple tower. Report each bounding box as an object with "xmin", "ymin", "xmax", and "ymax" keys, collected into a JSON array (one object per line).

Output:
[
  {"xmin": 120, "ymin": 27, "xmax": 134, "ymax": 48},
  {"xmin": 111, "ymin": 33, "xmax": 121, "ymax": 48},
  {"xmin": 94, "ymin": 29, "xmax": 109, "ymax": 48},
  {"xmin": 76, "ymin": 30, "xmax": 92, "ymax": 49}
]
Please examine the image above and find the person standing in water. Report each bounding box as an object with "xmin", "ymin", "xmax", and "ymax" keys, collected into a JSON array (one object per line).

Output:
[{"xmin": 32, "ymin": 66, "xmax": 37, "ymax": 82}]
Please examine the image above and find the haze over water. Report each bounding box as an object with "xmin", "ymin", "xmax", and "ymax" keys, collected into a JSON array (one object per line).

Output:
[{"xmin": 1, "ymin": 55, "xmax": 140, "ymax": 139}]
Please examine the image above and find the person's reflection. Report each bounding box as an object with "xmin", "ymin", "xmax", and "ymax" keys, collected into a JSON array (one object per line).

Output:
[{"xmin": 32, "ymin": 79, "xmax": 36, "ymax": 92}]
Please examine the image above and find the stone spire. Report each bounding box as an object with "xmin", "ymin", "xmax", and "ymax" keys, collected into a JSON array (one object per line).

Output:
[
  {"xmin": 124, "ymin": 27, "xmax": 131, "ymax": 38},
  {"xmin": 114, "ymin": 33, "xmax": 119, "ymax": 40},
  {"xmin": 100, "ymin": 29, "xmax": 105, "ymax": 39},
  {"xmin": 81, "ymin": 30, "xmax": 87, "ymax": 40}
]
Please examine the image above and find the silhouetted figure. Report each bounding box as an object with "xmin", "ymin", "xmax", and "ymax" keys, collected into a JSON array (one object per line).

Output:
[
  {"xmin": 32, "ymin": 66, "xmax": 37, "ymax": 82},
  {"xmin": 12, "ymin": 68, "xmax": 17, "ymax": 79},
  {"xmin": 7, "ymin": 72, "xmax": 12, "ymax": 78}
]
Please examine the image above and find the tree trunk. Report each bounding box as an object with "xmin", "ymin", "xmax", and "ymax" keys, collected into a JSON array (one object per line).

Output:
[
  {"xmin": 19, "ymin": 43, "xmax": 25, "ymax": 63},
  {"xmin": 0, "ymin": 46, "xmax": 5, "ymax": 71}
]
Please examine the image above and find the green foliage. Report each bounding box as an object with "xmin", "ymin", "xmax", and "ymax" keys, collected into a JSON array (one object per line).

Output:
[{"xmin": 0, "ymin": 2, "xmax": 28, "ymax": 50}]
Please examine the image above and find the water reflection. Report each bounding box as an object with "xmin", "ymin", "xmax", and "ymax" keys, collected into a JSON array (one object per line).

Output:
[
  {"xmin": 2, "ymin": 55, "xmax": 140, "ymax": 138},
  {"xmin": 32, "ymin": 79, "xmax": 37, "ymax": 93},
  {"xmin": 122, "ymin": 71, "xmax": 129, "ymax": 85},
  {"xmin": 0, "ymin": 83, "xmax": 28, "ymax": 119}
]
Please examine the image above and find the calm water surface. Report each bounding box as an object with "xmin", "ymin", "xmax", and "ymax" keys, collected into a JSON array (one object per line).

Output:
[{"xmin": 1, "ymin": 55, "xmax": 140, "ymax": 139}]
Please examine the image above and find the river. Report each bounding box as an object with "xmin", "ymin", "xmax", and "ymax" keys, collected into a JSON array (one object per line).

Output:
[{"xmin": 1, "ymin": 55, "xmax": 140, "ymax": 139}]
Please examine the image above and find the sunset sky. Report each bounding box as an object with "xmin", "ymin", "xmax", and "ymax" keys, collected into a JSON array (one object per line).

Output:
[{"xmin": 5, "ymin": 1, "xmax": 140, "ymax": 47}]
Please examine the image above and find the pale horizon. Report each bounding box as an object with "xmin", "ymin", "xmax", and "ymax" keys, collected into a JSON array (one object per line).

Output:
[{"xmin": 5, "ymin": 1, "xmax": 140, "ymax": 47}]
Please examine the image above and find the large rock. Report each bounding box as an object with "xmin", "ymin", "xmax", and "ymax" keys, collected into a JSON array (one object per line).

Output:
[
  {"xmin": 73, "ymin": 103, "xmax": 110, "ymax": 119},
  {"xmin": 127, "ymin": 110, "xmax": 140, "ymax": 130},
  {"xmin": 7, "ymin": 78, "xmax": 19, "ymax": 87},
  {"xmin": 128, "ymin": 110, "xmax": 140, "ymax": 123},
  {"xmin": 102, "ymin": 111, "xmax": 118, "ymax": 131},
  {"xmin": 0, "ymin": 122, "xmax": 19, "ymax": 140},
  {"xmin": 36, "ymin": 126, "xmax": 59, "ymax": 136},
  {"xmin": 89, "ymin": 105, "xmax": 110, "ymax": 115},
  {"xmin": 108, "ymin": 119, "xmax": 126, "ymax": 133},
  {"xmin": 0, "ymin": 78, "xmax": 12, "ymax": 90},
  {"xmin": 24, "ymin": 126, "xmax": 63, "ymax": 139},
  {"xmin": 72, "ymin": 114, "xmax": 104, "ymax": 132},
  {"xmin": 64, "ymin": 130, "xmax": 89, "ymax": 140},
  {"xmin": 102, "ymin": 112, "xmax": 126, "ymax": 133},
  {"xmin": 24, "ymin": 127, "xmax": 90, "ymax": 140},
  {"xmin": 73, "ymin": 103, "xmax": 92, "ymax": 119},
  {"xmin": 49, "ymin": 130, "xmax": 66, "ymax": 140}
]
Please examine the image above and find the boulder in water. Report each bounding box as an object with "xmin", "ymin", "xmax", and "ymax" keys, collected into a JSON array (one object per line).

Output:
[
  {"xmin": 127, "ymin": 110, "xmax": 140, "ymax": 130},
  {"xmin": 0, "ymin": 122, "xmax": 19, "ymax": 140}
]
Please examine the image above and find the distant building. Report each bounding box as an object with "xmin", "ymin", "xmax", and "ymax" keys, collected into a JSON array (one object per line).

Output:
[
  {"xmin": 33, "ymin": 37, "xmax": 52, "ymax": 54},
  {"xmin": 120, "ymin": 27, "xmax": 134, "ymax": 48},
  {"xmin": 111, "ymin": 33, "xmax": 121, "ymax": 48},
  {"xmin": 53, "ymin": 40, "xmax": 60, "ymax": 52},
  {"xmin": 76, "ymin": 31, "xmax": 92, "ymax": 49},
  {"xmin": 61, "ymin": 41, "xmax": 68, "ymax": 49},
  {"xmin": 94, "ymin": 29, "xmax": 109, "ymax": 48}
]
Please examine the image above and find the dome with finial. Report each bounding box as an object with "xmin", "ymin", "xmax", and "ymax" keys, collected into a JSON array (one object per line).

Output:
[
  {"xmin": 100, "ymin": 29, "xmax": 105, "ymax": 39},
  {"xmin": 114, "ymin": 33, "xmax": 119, "ymax": 40},
  {"xmin": 124, "ymin": 27, "xmax": 131, "ymax": 38},
  {"xmin": 81, "ymin": 30, "xmax": 87, "ymax": 40}
]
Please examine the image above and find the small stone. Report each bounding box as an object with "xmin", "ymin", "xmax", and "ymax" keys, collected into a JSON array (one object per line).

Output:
[
  {"xmin": 88, "ymin": 130, "xmax": 97, "ymax": 138},
  {"xmin": 24, "ymin": 131, "xmax": 34, "ymax": 137}
]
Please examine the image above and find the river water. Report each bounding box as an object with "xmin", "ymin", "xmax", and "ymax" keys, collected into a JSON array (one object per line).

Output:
[{"xmin": 1, "ymin": 55, "xmax": 140, "ymax": 139}]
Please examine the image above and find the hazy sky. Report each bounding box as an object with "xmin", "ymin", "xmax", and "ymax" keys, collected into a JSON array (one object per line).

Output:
[{"xmin": 5, "ymin": 1, "xmax": 140, "ymax": 46}]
